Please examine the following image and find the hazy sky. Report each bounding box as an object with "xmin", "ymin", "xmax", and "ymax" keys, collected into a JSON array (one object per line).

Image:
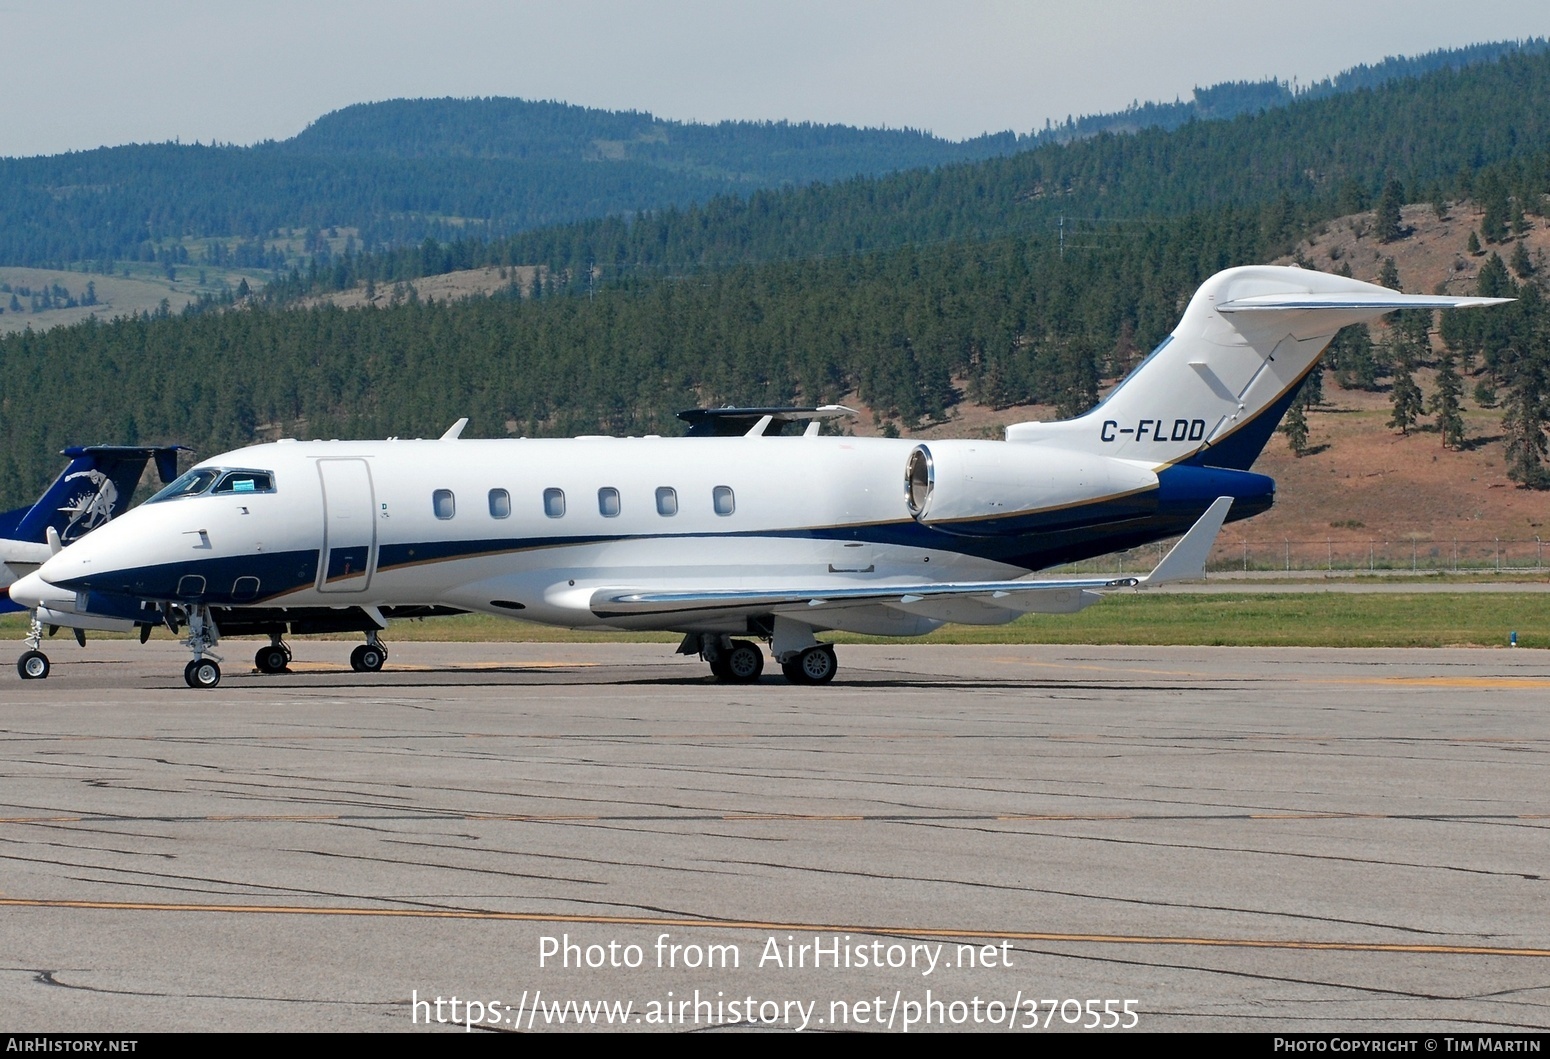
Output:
[{"xmin": 3, "ymin": 0, "xmax": 1548, "ymax": 157}]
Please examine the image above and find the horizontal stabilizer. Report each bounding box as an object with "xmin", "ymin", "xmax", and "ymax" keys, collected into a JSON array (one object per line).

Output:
[
  {"xmin": 1217, "ymin": 293, "xmax": 1511, "ymax": 313},
  {"xmin": 1003, "ymin": 267, "xmax": 1511, "ymax": 472}
]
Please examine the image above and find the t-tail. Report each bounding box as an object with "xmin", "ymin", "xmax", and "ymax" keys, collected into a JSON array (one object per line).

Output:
[
  {"xmin": 0, "ymin": 445, "xmax": 184, "ymax": 612},
  {"xmin": 1007, "ymin": 266, "xmax": 1509, "ymax": 470}
]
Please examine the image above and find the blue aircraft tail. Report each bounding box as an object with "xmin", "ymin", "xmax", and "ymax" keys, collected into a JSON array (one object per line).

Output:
[{"xmin": 0, "ymin": 445, "xmax": 184, "ymax": 546}]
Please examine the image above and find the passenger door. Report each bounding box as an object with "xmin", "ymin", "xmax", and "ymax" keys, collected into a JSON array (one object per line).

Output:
[{"xmin": 317, "ymin": 459, "xmax": 376, "ymax": 593}]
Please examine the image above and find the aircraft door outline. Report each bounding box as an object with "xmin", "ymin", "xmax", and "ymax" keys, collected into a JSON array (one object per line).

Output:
[{"xmin": 317, "ymin": 459, "xmax": 377, "ymax": 593}]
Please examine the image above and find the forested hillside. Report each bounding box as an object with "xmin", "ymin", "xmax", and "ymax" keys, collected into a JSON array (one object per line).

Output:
[
  {"xmin": 276, "ymin": 48, "xmax": 1550, "ymax": 297},
  {"xmin": 279, "ymin": 97, "xmax": 1020, "ymax": 179},
  {"xmin": 4, "ymin": 183, "xmax": 1548, "ymax": 512},
  {"xmin": 2, "ymin": 42, "xmax": 1549, "ymax": 522},
  {"xmin": 1028, "ymin": 38, "xmax": 1546, "ymax": 145},
  {"xmin": 0, "ymin": 101, "xmax": 1020, "ymax": 269}
]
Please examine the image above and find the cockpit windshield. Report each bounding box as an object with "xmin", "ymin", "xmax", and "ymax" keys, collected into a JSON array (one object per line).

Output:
[{"xmin": 148, "ymin": 467, "xmax": 275, "ymax": 503}]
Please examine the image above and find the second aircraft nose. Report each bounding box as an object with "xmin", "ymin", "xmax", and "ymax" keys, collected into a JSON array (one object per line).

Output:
[{"xmin": 7, "ymin": 570, "xmax": 62, "ymax": 612}]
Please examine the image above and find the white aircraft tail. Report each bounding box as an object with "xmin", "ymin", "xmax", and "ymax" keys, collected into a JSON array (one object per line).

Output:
[{"xmin": 1006, "ymin": 266, "xmax": 1509, "ymax": 469}]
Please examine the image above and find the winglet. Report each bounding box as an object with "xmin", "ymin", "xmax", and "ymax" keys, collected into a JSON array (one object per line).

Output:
[
  {"xmin": 440, "ymin": 418, "xmax": 469, "ymax": 441},
  {"xmin": 1137, "ymin": 497, "xmax": 1232, "ymax": 585}
]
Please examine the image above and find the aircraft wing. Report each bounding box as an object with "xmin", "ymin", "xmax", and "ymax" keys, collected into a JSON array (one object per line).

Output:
[{"xmin": 592, "ymin": 498, "xmax": 1232, "ymax": 622}]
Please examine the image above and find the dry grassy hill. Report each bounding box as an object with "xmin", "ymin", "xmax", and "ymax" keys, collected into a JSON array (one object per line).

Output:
[
  {"xmin": 1250, "ymin": 200, "xmax": 1544, "ymax": 555},
  {"xmin": 0, "ymin": 264, "xmax": 266, "ymax": 336}
]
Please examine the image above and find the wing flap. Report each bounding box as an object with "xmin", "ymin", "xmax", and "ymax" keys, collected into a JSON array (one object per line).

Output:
[{"xmin": 589, "ymin": 575, "xmax": 1132, "ymax": 620}]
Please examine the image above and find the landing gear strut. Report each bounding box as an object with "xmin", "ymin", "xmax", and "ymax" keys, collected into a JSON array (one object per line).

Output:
[
  {"xmin": 180, "ymin": 605, "xmax": 222, "ymax": 689},
  {"xmin": 16, "ymin": 616, "xmax": 49, "ymax": 680},
  {"xmin": 770, "ymin": 616, "xmax": 839, "ymax": 685}
]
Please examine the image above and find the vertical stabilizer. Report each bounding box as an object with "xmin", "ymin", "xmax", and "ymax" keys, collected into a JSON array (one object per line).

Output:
[
  {"xmin": 1006, "ymin": 266, "xmax": 1508, "ymax": 469},
  {"xmin": 1, "ymin": 446, "xmax": 185, "ymax": 545}
]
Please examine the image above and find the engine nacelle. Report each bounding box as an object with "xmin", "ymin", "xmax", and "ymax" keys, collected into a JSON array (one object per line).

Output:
[{"xmin": 904, "ymin": 441, "xmax": 1159, "ymax": 536}]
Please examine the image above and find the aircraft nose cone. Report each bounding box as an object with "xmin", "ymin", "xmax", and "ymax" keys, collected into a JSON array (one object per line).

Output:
[{"xmin": 8, "ymin": 570, "xmax": 54, "ymax": 611}]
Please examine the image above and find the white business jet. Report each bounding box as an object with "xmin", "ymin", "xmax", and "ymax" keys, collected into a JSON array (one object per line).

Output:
[{"xmin": 8, "ymin": 266, "xmax": 1507, "ymax": 688}]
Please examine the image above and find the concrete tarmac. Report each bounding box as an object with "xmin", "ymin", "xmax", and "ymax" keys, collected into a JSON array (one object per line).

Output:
[{"xmin": 2, "ymin": 640, "xmax": 1548, "ymax": 1033}]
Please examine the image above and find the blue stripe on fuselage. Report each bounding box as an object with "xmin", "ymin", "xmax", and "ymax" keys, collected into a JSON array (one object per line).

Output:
[{"xmin": 49, "ymin": 475, "xmax": 1273, "ymax": 608}]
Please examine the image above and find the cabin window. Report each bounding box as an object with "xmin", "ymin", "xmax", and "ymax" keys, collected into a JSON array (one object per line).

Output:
[
  {"xmin": 655, "ymin": 486, "xmax": 678, "ymax": 516},
  {"xmin": 432, "ymin": 489, "xmax": 455, "ymax": 520},
  {"xmin": 488, "ymin": 488, "xmax": 511, "ymax": 519},
  {"xmin": 543, "ymin": 488, "xmax": 566, "ymax": 518},
  {"xmin": 713, "ymin": 485, "xmax": 735, "ymax": 516},
  {"xmin": 598, "ymin": 487, "xmax": 621, "ymax": 518}
]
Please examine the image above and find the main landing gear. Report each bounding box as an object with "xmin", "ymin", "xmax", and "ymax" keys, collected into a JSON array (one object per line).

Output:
[
  {"xmin": 253, "ymin": 632, "xmax": 387, "ymax": 675},
  {"xmin": 780, "ymin": 644, "xmax": 838, "ymax": 685},
  {"xmin": 708, "ymin": 638, "xmax": 764, "ymax": 683},
  {"xmin": 690, "ymin": 631, "xmax": 839, "ymax": 685},
  {"xmin": 255, "ymin": 635, "xmax": 292, "ymax": 674},
  {"xmin": 350, "ymin": 631, "xmax": 387, "ymax": 673}
]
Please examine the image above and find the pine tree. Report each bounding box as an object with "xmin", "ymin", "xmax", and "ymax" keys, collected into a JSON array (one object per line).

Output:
[
  {"xmin": 1281, "ymin": 393, "xmax": 1309, "ymax": 456},
  {"xmin": 1512, "ymin": 240, "xmax": 1534, "ymax": 278},
  {"xmin": 1376, "ymin": 179, "xmax": 1404, "ymax": 242},
  {"xmin": 1429, "ymin": 349, "xmax": 1466, "ymax": 448},
  {"xmin": 1477, "ymin": 252, "xmax": 1513, "ymax": 298},
  {"xmin": 1328, "ymin": 324, "xmax": 1379, "ymax": 390},
  {"xmin": 1480, "ymin": 174, "xmax": 1511, "ymax": 243},
  {"xmin": 1387, "ymin": 342, "xmax": 1424, "ymax": 435},
  {"xmin": 1337, "ymin": 178, "xmax": 1369, "ymax": 216},
  {"xmin": 1378, "ymin": 256, "xmax": 1401, "ymax": 290},
  {"xmin": 1502, "ymin": 372, "xmax": 1549, "ymax": 488},
  {"xmin": 1499, "ymin": 286, "xmax": 1550, "ymax": 488},
  {"xmin": 1300, "ymin": 361, "xmax": 1325, "ymax": 408}
]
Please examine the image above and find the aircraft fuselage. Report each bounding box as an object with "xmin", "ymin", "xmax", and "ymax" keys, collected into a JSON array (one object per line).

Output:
[{"xmin": 27, "ymin": 434, "xmax": 1268, "ymax": 636}]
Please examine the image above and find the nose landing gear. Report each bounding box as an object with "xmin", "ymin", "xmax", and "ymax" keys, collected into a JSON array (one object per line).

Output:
[
  {"xmin": 184, "ymin": 657, "xmax": 221, "ymax": 689},
  {"xmin": 180, "ymin": 605, "xmax": 222, "ymax": 688},
  {"xmin": 18, "ymin": 651, "xmax": 50, "ymax": 680},
  {"xmin": 16, "ymin": 616, "xmax": 49, "ymax": 680}
]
